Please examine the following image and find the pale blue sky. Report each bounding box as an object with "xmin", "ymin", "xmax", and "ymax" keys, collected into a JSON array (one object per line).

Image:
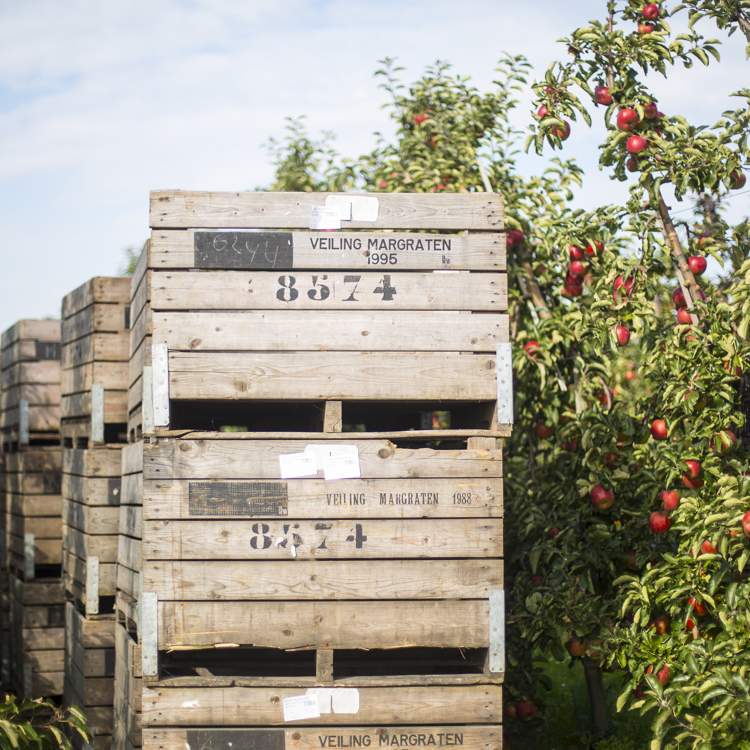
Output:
[{"xmin": 0, "ymin": 0, "xmax": 747, "ymax": 332}]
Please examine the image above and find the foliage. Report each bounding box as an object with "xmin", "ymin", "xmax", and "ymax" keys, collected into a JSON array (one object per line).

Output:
[
  {"xmin": 119, "ymin": 243, "xmax": 145, "ymax": 276},
  {"xmin": 0, "ymin": 694, "xmax": 90, "ymax": 750}
]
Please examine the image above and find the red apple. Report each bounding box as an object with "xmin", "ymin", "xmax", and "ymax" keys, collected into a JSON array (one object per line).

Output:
[
  {"xmin": 549, "ymin": 527, "xmax": 559, "ymax": 540},
  {"xmin": 605, "ymin": 452, "xmax": 620, "ymax": 468},
  {"xmin": 656, "ymin": 665, "xmax": 670, "ymax": 686},
  {"xmin": 586, "ymin": 240, "xmax": 603, "ymax": 256},
  {"xmin": 688, "ymin": 256, "xmax": 707, "ymax": 275},
  {"xmin": 504, "ymin": 703, "xmax": 517, "ymax": 720},
  {"xmin": 531, "ymin": 575, "xmax": 544, "ymax": 587},
  {"xmin": 742, "ymin": 511, "xmax": 750, "ymax": 537},
  {"xmin": 590, "ymin": 484, "xmax": 614, "ymax": 509},
  {"xmin": 524, "ymin": 340, "xmax": 540, "ymax": 356},
  {"xmin": 673, "ymin": 287, "xmax": 687, "ymax": 308},
  {"xmin": 643, "ymin": 4, "xmax": 660, "ymax": 20},
  {"xmin": 686, "ymin": 618, "xmax": 696, "ymax": 631},
  {"xmin": 551, "ymin": 120, "xmax": 571, "ymax": 140},
  {"xmin": 570, "ymin": 260, "xmax": 586, "ymax": 276},
  {"xmin": 626, "ymin": 157, "xmax": 639, "ymax": 172},
  {"xmin": 516, "ymin": 701, "xmax": 537, "ymax": 721},
  {"xmin": 537, "ymin": 105, "xmax": 549, "ymax": 117},
  {"xmin": 614, "ymin": 275, "xmax": 634, "ymax": 301},
  {"xmin": 660, "ymin": 490, "xmax": 680, "ymax": 511},
  {"xmin": 569, "ymin": 244, "xmax": 585, "ymax": 260},
  {"xmin": 625, "ymin": 369, "xmax": 635, "ymax": 380},
  {"xmin": 634, "ymin": 684, "xmax": 646, "ymax": 700},
  {"xmin": 378, "ymin": 180, "xmax": 388, "ymax": 189},
  {"xmin": 650, "ymin": 614, "xmax": 671, "ymax": 634},
  {"xmin": 567, "ymin": 636, "xmax": 587, "ymax": 657},
  {"xmin": 615, "ymin": 326, "xmax": 630, "ymax": 346},
  {"xmin": 730, "ymin": 171, "xmax": 747, "ymax": 190},
  {"xmin": 649, "ymin": 511, "xmax": 671, "ymax": 533},
  {"xmin": 535, "ymin": 423, "xmax": 554, "ymax": 439},
  {"xmin": 683, "ymin": 460, "xmax": 704, "ymax": 489},
  {"xmin": 562, "ymin": 283, "xmax": 583, "ymax": 298},
  {"xmin": 677, "ymin": 307, "xmax": 693, "ymax": 325},
  {"xmin": 594, "ymin": 86, "xmax": 613, "ymax": 105},
  {"xmin": 688, "ymin": 597, "xmax": 707, "ymax": 616},
  {"xmin": 712, "ymin": 430, "xmax": 736, "ymax": 454},
  {"xmin": 701, "ymin": 540, "xmax": 718, "ymax": 555},
  {"xmin": 650, "ymin": 419, "xmax": 668, "ymax": 440},
  {"xmin": 684, "ymin": 389, "xmax": 707, "ymax": 409},
  {"xmin": 627, "ymin": 135, "xmax": 648, "ymax": 153},
  {"xmin": 639, "ymin": 23, "xmax": 655, "ymax": 33},
  {"xmin": 644, "ymin": 102, "xmax": 658, "ymax": 119},
  {"xmin": 616, "ymin": 108, "xmax": 640, "ymax": 131},
  {"xmin": 429, "ymin": 135, "xmax": 438, "ymax": 149}
]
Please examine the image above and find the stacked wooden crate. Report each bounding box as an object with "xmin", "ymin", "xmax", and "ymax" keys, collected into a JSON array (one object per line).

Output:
[
  {"xmin": 60, "ymin": 277, "xmax": 130, "ymax": 750},
  {"xmin": 1, "ymin": 319, "xmax": 64, "ymax": 698},
  {"xmin": 135, "ymin": 191, "xmax": 510, "ymax": 748},
  {"xmin": 0, "ymin": 451, "xmax": 8, "ymax": 689}
]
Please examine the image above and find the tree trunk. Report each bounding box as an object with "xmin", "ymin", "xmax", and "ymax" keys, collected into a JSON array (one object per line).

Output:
[{"xmin": 582, "ymin": 656, "xmax": 611, "ymax": 738}]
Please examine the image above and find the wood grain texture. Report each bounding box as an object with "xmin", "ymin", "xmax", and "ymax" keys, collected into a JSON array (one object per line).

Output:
[
  {"xmin": 61, "ymin": 332, "xmax": 129, "ymax": 369},
  {"xmin": 63, "ymin": 526, "xmax": 118, "ymax": 563},
  {"xmin": 145, "ymin": 727, "xmax": 501, "ymax": 750},
  {"xmin": 0, "ymin": 384, "xmax": 59, "ymax": 409},
  {"xmin": 167, "ymin": 352, "xmax": 498, "ymax": 401},
  {"xmin": 144, "ymin": 518, "xmax": 501, "ymax": 560},
  {"xmin": 63, "ymin": 448, "xmax": 123, "ymax": 478},
  {"xmin": 61, "ymin": 304, "xmax": 129, "ymax": 342},
  {"xmin": 153, "ymin": 311, "xmax": 508, "ymax": 352},
  {"xmin": 144, "ymin": 439, "xmax": 502, "ymax": 481},
  {"xmin": 150, "ymin": 191, "xmax": 503, "ymax": 231},
  {"xmin": 61, "ymin": 390, "xmax": 128, "ymax": 422},
  {"xmin": 151, "ymin": 271, "xmax": 507, "ymax": 311},
  {"xmin": 63, "ymin": 499, "xmax": 120, "ymax": 534},
  {"xmin": 63, "ymin": 553, "xmax": 116, "ymax": 598},
  {"xmin": 143, "ymin": 477, "xmax": 502, "ymax": 520},
  {"xmin": 61, "ymin": 361, "xmax": 128, "ymax": 395},
  {"xmin": 61, "ymin": 278, "xmax": 131, "ymax": 319},
  {"xmin": 62, "ymin": 474, "xmax": 122, "ymax": 506},
  {"xmin": 122, "ymin": 442, "xmax": 144, "ymax": 475},
  {"xmin": 0, "ymin": 361, "xmax": 60, "ymax": 389},
  {"xmin": 1, "ymin": 320, "xmax": 61, "ymax": 349},
  {"xmin": 142, "ymin": 684, "xmax": 502, "ymax": 725},
  {"xmin": 144, "ymin": 558, "xmax": 503, "ymax": 600}
]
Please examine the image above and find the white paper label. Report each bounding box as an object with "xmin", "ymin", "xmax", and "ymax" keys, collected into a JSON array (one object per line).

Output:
[
  {"xmin": 283, "ymin": 694, "xmax": 321, "ymax": 722},
  {"xmin": 279, "ymin": 452, "xmax": 318, "ymax": 479},
  {"xmin": 350, "ymin": 197, "xmax": 379, "ymax": 222},
  {"xmin": 306, "ymin": 688, "xmax": 360, "ymax": 714},
  {"xmin": 325, "ymin": 196, "xmax": 353, "ymax": 221},
  {"xmin": 323, "ymin": 445, "xmax": 361, "ymax": 480},
  {"xmin": 310, "ymin": 206, "xmax": 341, "ymax": 230}
]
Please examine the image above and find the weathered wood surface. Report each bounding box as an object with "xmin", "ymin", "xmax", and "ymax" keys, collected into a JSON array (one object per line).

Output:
[
  {"xmin": 158, "ymin": 599, "xmax": 489, "ymax": 649},
  {"xmin": 118, "ymin": 536, "xmax": 141, "ymax": 574},
  {"xmin": 0, "ymin": 361, "xmax": 60, "ymax": 390},
  {"xmin": 65, "ymin": 655, "xmax": 114, "ymax": 705},
  {"xmin": 144, "ymin": 559, "xmax": 503, "ymax": 600},
  {"xmin": 142, "ymin": 684, "xmax": 502, "ymax": 725},
  {"xmin": 9, "ymin": 515, "xmax": 62, "ymax": 539},
  {"xmin": 0, "ymin": 384, "xmax": 60, "ymax": 409},
  {"xmin": 63, "ymin": 499, "xmax": 120, "ymax": 534},
  {"xmin": 62, "ymin": 304, "xmax": 129, "ymax": 343},
  {"xmin": 61, "ymin": 333, "xmax": 129, "ymax": 369},
  {"xmin": 120, "ymin": 506, "xmax": 142, "ymax": 540},
  {"xmin": 4, "ymin": 450, "xmax": 61, "ymax": 473},
  {"xmin": 144, "ymin": 726, "xmax": 501, "ymax": 750},
  {"xmin": 61, "ymin": 278, "xmax": 131, "ymax": 319},
  {"xmin": 9, "ymin": 536, "xmax": 61, "ymax": 566},
  {"xmin": 63, "ymin": 474, "xmax": 122, "ymax": 506},
  {"xmin": 145, "ymin": 440, "xmax": 502, "ymax": 481},
  {"xmin": 61, "ymin": 361, "xmax": 129, "ymax": 394},
  {"xmin": 25, "ymin": 649, "xmax": 64, "ymax": 673},
  {"xmin": 8, "ymin": 494, "xmax": 63, "ymax": 517},
  {"xmin": 19, "ymin": 627, "xmax": 65, "ymax": 650},
  {"xmin": 122, "ymin": 442, "xmax": 144, "ymax": 476},
  {"xmin": 144, "ymin": 477, "xmax": 502, "ymax": 520},
  {"xmin": 1, "ymin": 320, "xmax": 61, "ymax": 349},
  {"xmin": 144, "ymin": 519, "xmax": 501, "ymax": 560},
  {"xmin": 65, "ymin": 602, "xmax": 116, "ymax": 649},
  {"xmin": 117, "ymin": 565, "xmax": 140, "ymax": 600},
  {"xmin": 129, "ymin": 306, "xmax": 152, "ymax": 368},
  {"xmin": 152, "ymin": 271, "xmax": 507, "ymax": 311},
  {"xmin": 61, "ymin": 390, "xmax": 128, "ymax": 421},
  {"xmin": 11, "ymin": 578, "xmax": 64, "ymax": 606},
  {"xmin": 0, "ymin": 404, "xmax": 59, "ymax": 432},
  {"xmin": 150, "ymin": 191, "xmax": 503, "ymax": 231},
  {"xmin": 63, "ymin": 448, "xmax": 123, "ymax": 478},
  {"xmin": 153, "ymin": 311, "xmax": 508, "ymax": 352},
  {"xmin": 121, "ymin": 473, "xmax": 143, "ymax": 505},
  {"xmin": 63, "ymin": 553, "xmax": 116, "ymax": 597},
  {"xmin": 167, "ymin": 352, "xmax": 498, "ymax": 401},
  {"xmin": 63, "ymin": 526, "xmax": 118, "ymax": 563}
]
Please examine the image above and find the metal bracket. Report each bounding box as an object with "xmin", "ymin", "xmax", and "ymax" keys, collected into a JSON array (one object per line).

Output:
[
  {"xmin": 19, "ymin": 400, "xmax": 29, "ymax": 445},
  {"xmin": 152, "ymin": 345, "xmax": 170, "ymax": 428},
  {"xmin": 496, "ymin": 343, "xmax": 514, "ymax": 425},
  {"xmin": 488, "ymin": 590, "xmax": 505, "ymax": 674},
  {"xmin": 85, "ymin": 557, "xmax": 99, "ymax": 616},
  {"xmin": 90, "ymin": 384, "xmax": 104, "ymax": 443},
  {"xmin": 141, "ymin": 591, "xmax": 158, "ymax": 676},
  {"xmin": 24, "ymin": 534, "xmax": 35, "ymax": 580},
  {"xmin": 142, "ymin": 366, "xmax": 155, "ymax": 435}
]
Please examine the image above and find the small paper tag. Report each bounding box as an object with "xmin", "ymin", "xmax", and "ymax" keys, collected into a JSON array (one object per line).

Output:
[
  {"xmin": 310, "ymin": 206, "xmax": 341, "ymax": 230},
  {"xmin": 325, "ymin": 196, "xmax": 353, "ymax": 221},
  {"xmin": 283, "ymin": 694, "xmax": 321, "ymax": 722},
  {"xmin": 350, "ymin": 197, "xmax": 379, "ymax": 222},
  {"xmin": 279, "ymin": 452, "xmax": 318, "ymax": 479},
  {"xmin": 305, "ymin": 688, "xmax": 360, "ymax": 714},
  {"xmin": 323, "ymin": 445, "xmax": 361, "ymax": 481}
]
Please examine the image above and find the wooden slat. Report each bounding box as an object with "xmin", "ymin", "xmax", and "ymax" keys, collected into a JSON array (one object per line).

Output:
[
  {"xmin": 65, "ymin": 601, "xmax": 116, "ymax": 648},
  {"xmin": 144, "ymin": 518, "xmax": 501, "ymax": 560},
  {"xmin": 142, "ymin": 684, "xmax": 501, "ymax": 725},
  {"xmin": 3, "ymin": 449, "xmax": 61, "ymax": 474},
  {"xmin": 0, "ymin": 361, "xmax": 60, "ymax": 389},
  {"xmin": 61, "ymin": 332, "xmax": 129, "ymax": 369},
  {"xmin": 150, "ymin": 191, "xmax": 503, "ymax": 231},
  {"xmin": 1, "ymin": 384, "xmax": 60, "ymax": 409},
  {"xmin": 62, "ymin": 304, "xmax": 129, "ymax": 343},
  {"xmin": 9, "ymin": 536, "xmax": 61, "ymax": 565},
  {"xmin": 8, "ymin": 494, "xmax": 63, "ymax": 517},
  {"xmin": 145, "ymin": 726, "xmax": 501, "ymax": 750},
  {"xmin": 63, "ymin": 552, "xmax": 116, "ymax": 597},
  {"xmin": 144, "ymin": 559, "xmax": 503, "ymax": 600},
  {"xmin": 4, "ymin": 470, "xmax": 60, "ymax": 494},
  {"xmin": 144, "ymin": 477, "xmax": 502, "ymax": 520},
  {"xmin": 128, "ymin": 306, "xmax": 152, "ymax": 367},
  {"xmin": 9, "ymin": 515, "xmax": 61, "ymax": 538},
  {"xmin": 154, "ymin": 311, "xmax": 508, "ymax": 352},
  {"xmin": 61, "ymin": 361, "xmax": 129, "ymax": 395},
  {"xmin": 61, "ymin": 390, "xmax": 128, "ymax": 422},
  {"xmin": 0, "ymin": 404, "xmax": 59, "ymax": 432},
  {"xmin": 62, "ymin": 526, "xmax": 118, "ymax": 563},
  {"xmin": 0, "ymin": 341, "xmax": 41, "ymax": 370},
  {"xmin": 62, "ymin": 277, "xmax": 131, "ymax": 319},
  {"xmin": 144, "ymin": 440, "xmax": 502, "ymax": 481},
  {"xmin": 152, "ymin": 271, "xmax": 507, "ymax": 311},
  {"xmin": 62, "ymin": 474, "xmax": 122, "ymax": 506},
  {"xmin": 63, "ymin": 499, "xmax": 120, "ymax": 535},
  {"xmin": 1, "ymin": 320, "xmax": 61, "ymax": 349},
  {"xmin": 122, "ymin": 442, "xmax": 144, "ymax": 475},
  {"xmin": 63, "ymin": 448, "xmax": 123, "ymax": 478},
  {"xmin": 168, "ymin": 351, "xmax": 498, "ymax": 401}
]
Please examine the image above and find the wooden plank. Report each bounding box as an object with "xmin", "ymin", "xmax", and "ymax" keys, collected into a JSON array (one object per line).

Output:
[
  {"xmin": 129, "ymin": 307, "xmax": 152, "ymax": 367},
  {"xmin": 122, "ymin": 442, "xmax": 144, "ymax": 476},
  {"xmin": 149, "ymin": 191, "xmax": 504, "ymax": 231},
  {"xmin": 0, "ymin": 384, "xmax": 60, "ymax": 409},
  {"xmin": 61, "ymin": 390, "xmax": 128, "ymax": 422},
  {"xmin": 63, "ymin": 553, "xmax": 116, "ymax": 597},
  {"xmin": 1, "ymin": 320, "xmax": 61, "ymax": 349},
  {"xmin": 30, "ymin": 670, "xmax": 64, "ymax": 697},
  {"xmin": 117, "ymin": 536, "xmax": 141, "ymax": 573},
  {"xmin": 9, "ymin": 514, "xmax": 62, "ymax": 539},
  {"xmin": 63, "ymin": 499, "xmax": 120, "ymax": 535},
  {"xmin": 131, "ymin": 269, "xmax": 151, "ymax": 323},
  {"xmin": 153, "ymin": 312, "xmax": 508, "ymax": 352},
  {"xmin": 61, "ymin": 361, "xmax": 129, "ymax": 395},
  {"xmin": 65, "ymin": 654, "xmax": 114, "ymax": 705},
  {"xmin": 120, "ymin": 506, "xmax": 142, "ymax": 539},
  {"xmin": 62, "ymin": 304, "xmax": 129, "ymax": 342},
  {"xmin": 63, "ymin": 526, "xmax": 118, "ymax": 563},
  {"xmin": 129, "ymin": 336, "xmax": 152, "ymax": 390},
  {"xmin": 63, "ymin": 449, "xmax": 123, "ymax": 478},
  {"xmin": 62, "ymin": 278, "xmax": 131, "ymax": 319},
  {"xmin": 142, "ymin": 684, "xmax": 502, "ymax": 725},
  {"xmin": 144, "ymin": 440, "xmax": 502, "ymax": 481},
  {"xmin": 144, "ymin": 726, "xmax": 501, "ymax": 750},
  {"xmin": 117, "ymin": 565, "xmax": 140, "ymax": 600},
  {"xmin": 152, "ymin": 271, "xmax": 507, "ymax": 311},
  {"xmin": 66, "ymin": 603, "xmax": 116, "ymax": 648},
  {"xmin": 144, "ymin": 519, "xmax": 501, "ymax": 560},
  {"xmin": 20, "ymin": 627, "xmax": 64, "ymax": 650},
  {"xmin": 19, "ymin": 605, "xmax": 64, "ymax": 629},
  {"xmin": 121, "ymin": 474, "xmax": 143, "ymax": 506},
  {"xmin": 63, "ymin": 474, "xmax": 122, "ymax": 506},
  {"xmin": 9, "ymin": 536, "xmax": 61, "ymax": 565},
  {"xmin": 144, "ymin": 559, "xmax": 503, "ymax": 600},
  {"xmin": 130, "ymin": 242, "xmax": 150, "ymax": 301},
  {"xmin": 4, "ymin": 450, "xmax": 61, "ymax": 473},
  {"xmin": 10, "ymin": 578, "xmax": 65, "ymax": 606},
  {"xmin": 61, "ymin": 333, "xmax": 129, "ymax": 369},
  {"xmin": 5, "ymin": 469, "xmax": 61, "ymax": 493},
  {"xmin": 0, "ymin": 404, "xmax": 59, "ymax": 432},
  {"xmin": 8, "ymin": 494, "xmax": 63, "ymax": 517},
  {"xmin": 167, "ymin": 352, "xmax": 498, "ymax": 401},
  {"xmin": 0, "ymin": 361, "xmax": 60, "ymax": 390},
  {"xmin": 25, "ymin": 649, "xmax": 64, "ymax": 673}
]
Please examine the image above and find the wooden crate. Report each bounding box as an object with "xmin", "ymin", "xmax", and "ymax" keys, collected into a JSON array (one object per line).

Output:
[
  {"xmin": 4, "ymin": 449, "xmax": 63, "ymax": 577},
  {"xmin": 62, "ymin": 448, "xmax": 122, "ymax": 615},
  {"xmin": 113, "ymin": 623, "xmax": 141, "ymax": 750},
  {"xmin": 61, "ymin": 277, "xmax": 131, "ymax": 448},
  {"xmin": 1, "ymin": 319, "xmax": 61, "ymax": 450},
  {"xmin": 116, "ymin": 442, "xmax": 142, "ymax": 634},
  {"xmin": 0, "ymin": 568, "xmax": 9, "ymax": 689},
  {"xmin": 63, "ymin": 603, "xmax": 115, "ymax": 750},
  {"xmin": 10, "ymin": 575, "xmax": 65, "ymax": 697},
  {"xmin": 137, "ymin": 191, "xmax": 510, "ymax": 438},
  {"xmin": 127, "ymin": 247, "xmax": 152, "ymax": 444}
]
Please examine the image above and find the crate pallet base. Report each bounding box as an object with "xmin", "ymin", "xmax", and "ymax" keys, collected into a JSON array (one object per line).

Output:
[
  {"xmin": 64, "ymin": 604, "xmax": 115, "ymax": 750},
  {"xmin": 114, "ymin": 623, "xmax": 141, "ymax": 750},
  {"xmin": 62, "ymin": 420, "xmax": 128, "ymax": 450},
  {"xmin": 10, "ymin": 576, "xmax": 65, "ymax": 698}
]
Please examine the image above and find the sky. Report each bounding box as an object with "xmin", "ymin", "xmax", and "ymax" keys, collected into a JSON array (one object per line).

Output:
[{"xmin": 0, "ymin": 0, "xmax": 748, "ymax": 333}]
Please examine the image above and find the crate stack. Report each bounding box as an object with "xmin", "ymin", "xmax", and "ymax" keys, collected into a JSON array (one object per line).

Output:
[
  {"xmin": 128, "ymin": 190, "xmax": 511, "ymax": 749},
  {"xmin": 60, "ymin": 277, "xmax": 131, "ymax": 750},
  {"xmin": 1, "ymin": 319, "xmax": 64, "ymax": 698},
  {"xmin": 0, "ymin": 451, "xmax": 8, "ymax": 689}
]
